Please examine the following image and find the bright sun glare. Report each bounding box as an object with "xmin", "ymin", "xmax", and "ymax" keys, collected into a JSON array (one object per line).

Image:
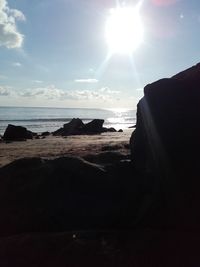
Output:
[{"xmin": 105, "ymin": 5, "xmax": 144, "ymax": 55}]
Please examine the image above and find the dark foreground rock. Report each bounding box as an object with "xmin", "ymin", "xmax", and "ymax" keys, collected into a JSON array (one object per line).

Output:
[
  {"xmin": 84, "ymin": 151, "xmax": 130, "ymax": 165},
  {"xmin": 130, "ymin": 62, "xmax": 200, "ymax": 229},
  {"xmin": 0, "ymin": 156, "xmax": 152, "ymax": 237},
  {"xmin": 3, "ymin": 124, "xmax": 34, "ymax": 141},
  {"xmin": 0, "ymin": 154, "xmax": 198, "ymax": 267},
  {"xmin": 1, "ymin": 229, "xmax": 199, "ymax": 267},
  {"xmin": 53, "ymin": 118, "xmax": 118, "ymax": 136}
]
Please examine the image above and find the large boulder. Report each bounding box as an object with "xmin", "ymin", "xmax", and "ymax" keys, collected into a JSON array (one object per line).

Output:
[
  {"xmin": 3, "ymin": 124, "xmax": 33, "ymax": 141},
  {"xmin": 130, "ymin": 63, "xmax": 200, "ymax": 228}
]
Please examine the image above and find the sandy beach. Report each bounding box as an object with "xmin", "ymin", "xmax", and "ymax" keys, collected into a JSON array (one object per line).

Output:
[{"xmin": 0, "ymin": 129, "xmax": 132, "ymax": 167}]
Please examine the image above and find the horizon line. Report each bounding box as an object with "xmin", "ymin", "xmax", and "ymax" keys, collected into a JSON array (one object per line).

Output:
[{"xmin": 0, "ymin": 105, "xmax": 135, "ymax": 111}]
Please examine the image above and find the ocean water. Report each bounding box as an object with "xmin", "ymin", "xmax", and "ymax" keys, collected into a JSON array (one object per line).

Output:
[{"xmin": 0, "ymin": 106, "xmax": 136, "ymax": 135}]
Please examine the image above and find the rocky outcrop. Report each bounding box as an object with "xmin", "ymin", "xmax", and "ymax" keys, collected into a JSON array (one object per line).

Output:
[
  {"xmin": 172, "ymin": 62, "xmax": 200, "ymax": 81},
  {"xmin": 53, "ymin": 118, "xmax": 84, "ymax": 136},
  {"xmin": 130, "ymin": 63, "xmax": 200, "ymax": 228},
  {"xmin": 0, "ymin": 156, "xmax": 138, "ymax": 236},
  {"xmin": 3, "ymin": 124, "xmax": 34, "ymax": 141},
  {"xmin": 83, "ymin": 119, "xmax": 104, "ymax": 133},
  {"xmin": 53, "ymin": 118, "xmax": 117, "ymax": 136}
]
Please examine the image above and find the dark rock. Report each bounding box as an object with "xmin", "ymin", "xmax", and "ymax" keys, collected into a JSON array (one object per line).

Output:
[
  {"xmin": 0, "ymin": 226, "xmax": 200, "ymax": 267},
  {"xmin": 172, "ymin": 62, "xmax": 200, "ymax": 81},
  {"xmin": 29, "ymin": 131, "xmax": 38, "ymax": 137},
  {"xmin": 63, "ymin": 118, "xmax": 84, "ymax": 135},
  {"xmin": 129, "ymin": 125, "xmax": 136, "ymax": 128},
  {"xmin": 53, "ymin": 119, "xmax": 117, "ymax": 136},
  {"xmin": 102, "ymin": 127, "xmax": 117, "ymax": 133},
  {"xmin": 83, "ymin": 119, "xmax": 104, "ymax": 134},
  {"xmin": 0, "ymin": 157, "xmax": 106, "ymax": 235},
  {"xmin": 84, "ymin": 151, "xmax": 130, "ymax": 165},
  {"xmin": 53, "ymin": 127, "xmax": 64, "ymax": 136},
  {"xmin": 3, "ymin": 124, "xmax": 33, "ymax": 141},
  {"xmin": 0, "ymin": 156, "xmax": 138, "ymax": 236},
  {"xmin": 41, "ymin": 131, "xmax": 50, "ymax": 137},
  {"xmin": 107, "ymin": 127, "xmax": 117, "ymax": 132},
  {"xmin": 118, "ymin": 129, "xmax": 123, "ymax": 132},
  {"xmin": 130, "ymin": 63, "xmax": 200, "ymax": 228}
]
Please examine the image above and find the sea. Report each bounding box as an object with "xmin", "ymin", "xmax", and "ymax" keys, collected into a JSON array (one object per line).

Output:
[{"xmin": 0, "ymin": 106, "xmax": 136, "ymax": 135}]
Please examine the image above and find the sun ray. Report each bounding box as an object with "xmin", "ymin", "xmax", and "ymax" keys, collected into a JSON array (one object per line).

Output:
[{"xmin": 95, "ymin": 52, "xmax": 112, "ymax": 80}]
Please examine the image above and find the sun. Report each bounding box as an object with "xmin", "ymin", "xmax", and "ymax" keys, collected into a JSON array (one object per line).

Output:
[{"xmin": 105, "ymin": 5, "xmax": 144, "ymax": 55}]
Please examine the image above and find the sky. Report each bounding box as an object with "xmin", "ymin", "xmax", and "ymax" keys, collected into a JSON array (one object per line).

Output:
[{"xmin": 0, "ymin": 0, "xmax": 200, "ymax": 109}]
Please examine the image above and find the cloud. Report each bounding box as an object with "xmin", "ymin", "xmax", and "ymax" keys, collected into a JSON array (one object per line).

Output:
[
  {"xmin": 19, "ymin": 85, "xmax": 121, "ymax": 102},
  {"xmin": 99, "ymin": 87, "xmax": 120, "ymax": 94},
  {"xmin": 0, "ymin": 86, "xmax": 11, "ymax": 96},
  {"xmin": 74, "ymin": 79, "xmax": 99, "ymax": 83},
  {"xmin": 12, "ymin": 62, "xmax": 22, "ymax": 67},
  {"xmin": 65, "ymin": 90, "xmax": 104, "ymax": 101},
  {"xmin": 0, "ymin": 0, "xmax": 25, "ymax": 49},
  {"xmin": 19, "ymin": 85, "xmax": 64, "ymax": 99},
  {"xmin": 64, "ymin": 87, "xmax": 120, "ymax": 101}
]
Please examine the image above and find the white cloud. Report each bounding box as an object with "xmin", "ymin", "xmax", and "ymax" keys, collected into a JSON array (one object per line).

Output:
[
  {"xmin": 65, "ymin": 90, "xmax": 104, "ymax": 101},
  {"xmin": 19, "ymin": 85, "xmax": 64, "ymax": 99},
  {"xmin": 0, "ymin": 0, "xmax": 25, "ymax": 49},
  {"xmin": 19, "ymin": 85, "xmax": 121, "ymax": 103},
  {"xmin": 74, "ymin": 79, "xmax": 99, "ymax": 83},
  {"xmin": 9, "ymin": 9, "xmax": 25, "ymax": 21},
  {"xmin": 12, "ymin": 62, "xmax": 21, "ymax": 67},
  {"xmin": 0, "ymin": 85, "xmax": 11, "ymax": 96},
  {"xmin": 99, "ymin": 87, "xmax": 120, "ymax": 94},
  {"xmin": 136, "ymin": 88, "xmax": 143, "ymax": 91},
  {"xmin": 64, "ymin": 87, "xmax": 120, "ymax": 101}
]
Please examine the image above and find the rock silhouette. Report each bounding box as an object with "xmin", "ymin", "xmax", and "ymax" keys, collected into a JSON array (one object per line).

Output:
[
  {"xmin": 3, "ymin": 124, "xmax": 34, "ymax": 141},
  {"xmin": 53, "ymin": 118, "xmax": 117, "ymax": 136},
  {"xmin": 130, "ymin": 62, "xmax": 200, "ymax": 228},
  {"xmin": 0, "ymin": 156, "xmax": 140, "ymax": 237}
]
